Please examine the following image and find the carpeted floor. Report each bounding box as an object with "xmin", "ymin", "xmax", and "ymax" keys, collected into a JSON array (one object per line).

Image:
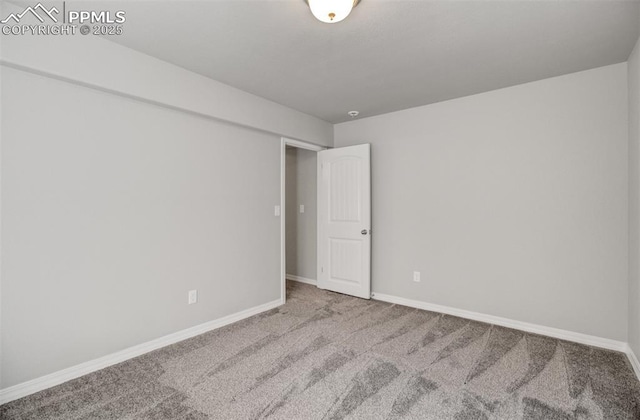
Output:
[{"xmin": 2, "ymin": 281, "xmax": 640, "ymax": 419}]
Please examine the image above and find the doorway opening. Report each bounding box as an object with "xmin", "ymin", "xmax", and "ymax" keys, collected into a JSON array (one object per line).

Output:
[
  {"xmin": 280, "ymin": 139, "xmax": 372, "ymax": 304},
  {"xmin": 280, "ymin": 138, "xmax": 325, "ymax": 303}
]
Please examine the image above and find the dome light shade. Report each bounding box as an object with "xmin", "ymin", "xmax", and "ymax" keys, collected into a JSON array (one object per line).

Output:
[{"xmin": 307, "ymin": 0, "xmax": 358, "ymax": 24}]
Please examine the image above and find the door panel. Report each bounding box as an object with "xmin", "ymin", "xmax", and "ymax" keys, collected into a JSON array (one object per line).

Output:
[{"xmin": 318, "ymin": 144, "xmax": 371, "ymax": 299}]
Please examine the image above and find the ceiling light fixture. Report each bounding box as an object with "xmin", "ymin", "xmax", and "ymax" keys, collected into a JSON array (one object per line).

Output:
[{"xmin": 306, "ymin": 0, "xmax": 360, "ymax": 24}]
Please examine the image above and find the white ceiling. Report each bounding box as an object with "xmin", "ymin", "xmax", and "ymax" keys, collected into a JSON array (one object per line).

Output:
[{"xmin": 97, "ymin": 0, "xmax": 639, "ymax": 123}]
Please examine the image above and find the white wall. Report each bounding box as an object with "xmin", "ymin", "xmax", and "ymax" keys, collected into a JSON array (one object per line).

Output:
[
  {"xmin": 629, "ymin": 35, "xmax": 640, "ymax": 356},
  {"xmin": 0, "ymin": 2, "xmax": 334, "ymax": 391},
  {"xmin": 285, "ymin": 148, "xmax": 317, "ymax": 281},
  {"xmin": 0, "ymin": 66, "xmax": 285, "ymax": 389},
  {"xmin": 335, "ymin": 63, "xmax": 629, "ymax": 341}
]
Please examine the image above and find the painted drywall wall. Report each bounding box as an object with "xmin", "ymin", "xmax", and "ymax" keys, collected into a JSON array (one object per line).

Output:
[
  {"xmin": 629, "ymin": 36, "xmax": 640, "ymax": 356},
  {"xmin": 335, "ymin": 63, "xmax": 629, "ymax": 341},
  {"xmin": 0, "ymin": 3, "xmax": 333, "ymax": 147},
  {"xmin": 1, "ymin": 66, "xmax": 283, "ymax": 388},
  {"xmin": 285, "ymin": 148, "xmax": 317, "ymax": 281},
  {"xmin": 0, "ymin": 1, "xmax": 334, "ymax": 390}
]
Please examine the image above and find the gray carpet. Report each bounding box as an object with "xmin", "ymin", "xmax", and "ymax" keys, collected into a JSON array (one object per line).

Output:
[{"xmin": 2, "ymin": 281, "xmax": 640, "ymax": 419}]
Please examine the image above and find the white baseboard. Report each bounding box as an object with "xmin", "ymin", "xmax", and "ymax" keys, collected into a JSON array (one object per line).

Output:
[
  {"xmin": 625, "ymin": 344, "xmax": 640, "ymax": 381},
  {"xmin": 0, "ymin": 298, "xmax": 282, "ymax": 405},
  {"xmin": 286, "ymin": 274, "xmax": 317, "ymax": 286},
  {"xmin": 372, "ymin": 292, "xmax": 628, "ymax": 353}
]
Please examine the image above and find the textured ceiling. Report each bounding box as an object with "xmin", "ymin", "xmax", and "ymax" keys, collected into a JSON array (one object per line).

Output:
[{"xmin": 94, "ymin": 0, "xmax": 638, "ymax": 123}]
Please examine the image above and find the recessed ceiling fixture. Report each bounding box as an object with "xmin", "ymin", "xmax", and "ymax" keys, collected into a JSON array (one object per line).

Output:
[
  {"xmin": 306, "ymin": 0, "xmax": 361, "ymax": 24},
  {"xmin": 348, "ymin": 111, "xmax": 359, "ymax": 118}
]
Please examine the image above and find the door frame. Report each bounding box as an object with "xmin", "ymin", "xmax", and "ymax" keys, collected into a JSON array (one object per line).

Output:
[{"xmin": 280, "ymin": 137, "xmax": 326, "ymax": 304}]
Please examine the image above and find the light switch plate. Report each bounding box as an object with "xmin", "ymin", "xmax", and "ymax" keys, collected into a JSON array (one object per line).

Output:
[
  {"xmin": 300, "ymin": 204, "xmax": 305, "ymax": 213},
  {"xmin": 274, "ymin": 205, "xmax": 281, "ymax": 216}
]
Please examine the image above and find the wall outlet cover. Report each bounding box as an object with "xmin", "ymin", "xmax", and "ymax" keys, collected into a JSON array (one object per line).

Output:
[{"xmin": 188, "ymin": 290, "xmax": 198, "ymax": 304}]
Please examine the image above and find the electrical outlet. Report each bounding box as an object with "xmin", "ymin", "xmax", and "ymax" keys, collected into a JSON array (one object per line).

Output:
[
  {"xmin": 413, "ymin": 271, "xmax": 421, "ymax": 283},
  {"xmin": 274, "ymin": 205, "xmax": 281, "ymax": 216},
  {"xmin": 188, "ymin": 290, "xmax": 198, "ymax": 305}
]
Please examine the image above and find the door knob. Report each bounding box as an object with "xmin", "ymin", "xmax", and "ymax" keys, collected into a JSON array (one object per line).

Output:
[{"xmin": 361, "ymin": 229, "xmax": 369, "ymax": 235}]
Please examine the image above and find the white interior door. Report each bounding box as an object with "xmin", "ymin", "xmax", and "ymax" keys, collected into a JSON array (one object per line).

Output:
[{"xmin": 317, "ymin": 144, "xmax": 371, "ymax": 299}]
